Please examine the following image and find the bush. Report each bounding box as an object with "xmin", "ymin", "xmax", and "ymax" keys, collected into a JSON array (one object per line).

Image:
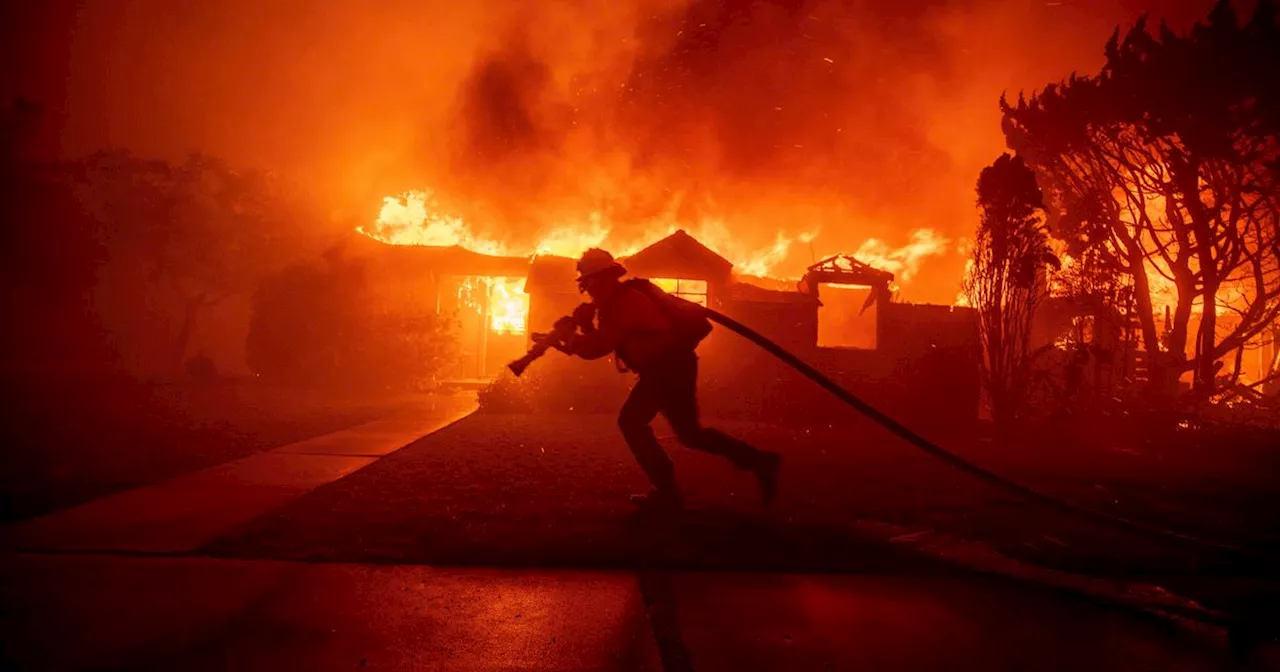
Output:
[
  {"xmin": 476, "ymin": 369, "xmax": 544, "ymax": 413},
  {"xmin": 246, "ymin": 253, "xmax": 459, "ymax": 391},
  {"xmin": 477, "ymin": 356, "xmax": 629, "ymax": 414},
  {"xmin": 185, "ymin": 353, "xmax": 217, "ymax": 383},
  {"xmin": 351, "ymin": 310, "xmax": 459, "ymax": 393}
]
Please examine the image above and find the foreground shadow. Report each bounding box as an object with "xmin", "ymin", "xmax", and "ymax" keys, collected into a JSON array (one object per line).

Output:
[{"xmin": 211, "ymin": 506, "xmax": 946, "ymax": 576}]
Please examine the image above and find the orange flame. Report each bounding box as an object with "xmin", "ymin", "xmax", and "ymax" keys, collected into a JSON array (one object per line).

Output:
[
  {"xmin": 489, "ymin": 277, "xmax": 529, "ymax": 334},
  {"xmin": 364, "ymin": 191, "xmax": 509, "ymax": 256},
  {"xmin": 853, "ymin": 229, "xmax": 948, "ymax": 286},
  {"xmin": 361, "ymin": 190, "xmax": 823, "ymax": 279},
  {"xmin": 535, "ymin": 216, "xmax": 611, "ymax": 258},
  {"xmin": 361, "ymin": 190, "xmax": 948, "ymax": 305}
]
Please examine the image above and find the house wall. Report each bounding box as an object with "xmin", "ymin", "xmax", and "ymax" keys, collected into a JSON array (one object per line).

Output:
[
  {"xmin": 528, "ymin": 288, "xmax": 580, "ymax": 336},
  {"xmin": 876, "ymin": 303, "xmax": 981, "ymax": 426},
  {"xmin": 701, "ymin": 299, "xmax": 980, "ymax": 429},
  {"xmin": 503, "ymin": 238, "xmax": 980, "ymax": 427}
]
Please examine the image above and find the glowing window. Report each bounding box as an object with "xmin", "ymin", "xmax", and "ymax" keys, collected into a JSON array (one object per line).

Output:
[
  {"xmin": 817, "ymin": 283, "xmax": 877, "ymax": 349},
  {"xmin": 487, "ymin": 277, "xmax": 529, "ymax": 334},
  {"xmin": 651, "ymin": 278, "xmax": 708, "ymax": 306}
]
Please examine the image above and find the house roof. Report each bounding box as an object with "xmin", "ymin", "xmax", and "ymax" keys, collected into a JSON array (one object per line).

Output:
[
  {"xmin": 802, "ymin": 254, "xmax": 894, "ymax": 288},
  {"xmin": 353, "ymin": 235, "xmax": 532, "ymax": 278},
  {"xmin": 526, "ymin": 254, "xmax": 578, "ymax": 292},
  {"xmin": 726, "ymin": 281, "xmax": 819, "ymax": 305},
  {"xmin": 621, "ymin": 229, "xmax": 734, "ymax": 281}
]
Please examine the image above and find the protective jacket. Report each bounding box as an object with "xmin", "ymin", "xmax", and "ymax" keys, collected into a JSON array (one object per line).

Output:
[{"xmin": 566, "ymin": 284, "xmax": 679, "ymax": 372}]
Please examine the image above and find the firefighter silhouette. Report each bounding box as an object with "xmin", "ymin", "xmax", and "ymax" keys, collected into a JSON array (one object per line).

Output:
[{"xmin": 561, "ymin": 248, "xmax": 782, "ymax": 511}]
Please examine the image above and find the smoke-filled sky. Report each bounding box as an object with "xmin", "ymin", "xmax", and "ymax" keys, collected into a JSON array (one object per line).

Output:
[{"xmin": 6, "ymin": 0, "xmax": 1216, "ymax": 301}]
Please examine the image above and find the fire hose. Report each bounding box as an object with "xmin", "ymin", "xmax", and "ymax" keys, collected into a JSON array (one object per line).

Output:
[
  {"xmin": 510, "ymin": 304, "xmax": 1264, "ymax": 560},
  {"xmin": 701, "ymin": 308, "xmax": 1262, "ymax": 558},
  {"xmin": 706, "ymin": 307, "xmax": 1280, "ymax": 642}
]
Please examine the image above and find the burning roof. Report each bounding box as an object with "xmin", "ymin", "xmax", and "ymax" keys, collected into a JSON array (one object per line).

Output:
[
  {"xmin": 804, "ymin": 254, "xmax": 895, "ymax": 289},
  {"xmin": 351, "ymin": 233, "xmax": 530, "ymax": 278},
  {"xmin": 360, "ymin": 190, "xmax": 951, "ymax": 295},
  {"xmin": 620, "ymin": 229, "xmax": 733, "ymax": 284}
]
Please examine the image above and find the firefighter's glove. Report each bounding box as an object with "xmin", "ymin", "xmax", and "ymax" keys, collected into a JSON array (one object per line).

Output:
[
  {"xmin": 571, "ymin": 303, "xmax": 597, "ymax": 330},
  {"xmin": 553, "ymin": 316, "xmax": 578, "ymax": 335}
]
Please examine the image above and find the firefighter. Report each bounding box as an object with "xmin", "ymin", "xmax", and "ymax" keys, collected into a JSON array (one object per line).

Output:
[{"xmin": 561, "ymin": 248, "xmax": 782, "ymax": 512}]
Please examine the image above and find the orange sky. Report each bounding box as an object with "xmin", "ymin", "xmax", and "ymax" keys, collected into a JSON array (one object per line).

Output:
[{"xmin": 5, "ymin": 0, "xmax": 1221, "ymax": 302}]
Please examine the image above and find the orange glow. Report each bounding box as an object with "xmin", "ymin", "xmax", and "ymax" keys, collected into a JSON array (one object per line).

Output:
[
  {"xmin": 650, "ymin": 278, "xmax": 709, "ymax": 306},
  {"xmin": 47, "ymin": 0, "xmax": 1171, "ymax": 309},
  {"xmin": 489, "ymin": 277, "xmax": 529, "ymax": 334},
  {"xmin": 361, "ymin": 190, "xmax": 946, "ymax": 287},
  {"xmin": 853, "ymin": 229, "xmax": 949, "ymax": 289},
  {"xmin": 451, "ymin": 276, "xmax": 530, "ymax": 334},
  {"xmin": 534, "ymin": 217, "xmax": 611, "ymax": 258},
  {"xmin": 1119, "ymin": 190, "xmax": 1243, "ymax": 319},
  {"xmin": 362, "ymin": 191, "xmax": 510, "ymax": 256}
]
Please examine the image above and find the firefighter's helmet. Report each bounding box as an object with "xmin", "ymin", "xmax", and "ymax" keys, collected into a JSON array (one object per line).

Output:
[{"xmin": 575, "ymin": 248, "xmax": 626, "ymax": 283}]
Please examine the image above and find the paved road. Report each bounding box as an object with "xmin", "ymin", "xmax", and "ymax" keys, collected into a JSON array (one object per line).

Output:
[
  {"xmin": 0, "ymin": 394, "xmax": 476, "ymax": 554},
  {"xmin": 0, "ymin": 405, "xmax": 1265, "ymax": 670},
  {"xmin": 203, "ymin": 412, "xmax": 1248, "ymax": 582},
  {"xmin": 0, "ymin": 553, "xmax": 1229, "ymax": 671}
]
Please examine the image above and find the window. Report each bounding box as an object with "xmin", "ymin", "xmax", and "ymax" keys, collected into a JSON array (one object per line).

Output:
[
  {"xmin": 487, "ymin": 277, "xmax": 529, "ymax": 335},
  {"xmin": 817, "ymin": 283, "xmax": 877, "ymax": 349},
  {"xmin": 651, "ymin": 278, "xmax": 708, "ymax": 306}
]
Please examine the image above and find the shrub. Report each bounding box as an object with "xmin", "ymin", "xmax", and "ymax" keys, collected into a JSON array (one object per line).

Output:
[{"xmin": 247, "ymin": 253, "xmax": 459, "ymax": 391}]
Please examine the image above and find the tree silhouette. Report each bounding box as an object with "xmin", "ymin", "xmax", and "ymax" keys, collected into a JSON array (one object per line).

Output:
[
  {"xmin": 963, "ymin": 153, "xmax": 1055, "ymax": 426},
  {"xmin": 247, "ymin": 249, "xmax": 459, "ymax": 391},
  {"xmin": 1002, "ymin": 0, "xmax": 1280, "ymax": 397},
  {"xmin": 0, "ymin": 100, "xmax": 110, "ymax": 372},
  {"xmin": 80, "ymin": 150, "xmax": 311, "ymax": 375}
]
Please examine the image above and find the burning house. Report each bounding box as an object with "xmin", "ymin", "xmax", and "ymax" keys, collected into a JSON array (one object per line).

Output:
[{"xmin": 357, "ymin": 226, "xmax": 980, "ymax": 425}]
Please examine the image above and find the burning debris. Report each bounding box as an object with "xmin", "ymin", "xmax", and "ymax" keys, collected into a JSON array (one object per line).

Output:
[
  {"xmin": 355, "ymin": 184, "xmax": 956, "ymax": 388},
  {"xmin": 360, "ymin": 189, "xmax": 949, "ymax": 289}
]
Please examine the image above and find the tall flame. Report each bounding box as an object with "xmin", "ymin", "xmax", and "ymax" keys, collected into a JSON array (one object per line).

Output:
[
  {"xmin": 853, "ymin": 229, "xmax": 948, "ymax": 285},
  {"xmin": 362, "ymin": 190, "xmax": 950, "ymax": 296},
  {"xmin": 365, "ymin": 191, "xmax": 509, "ymax": 256},
  {"xmin": 535, "ymin": 217, "xmax": 611, "ymax": 258},
  {"xmin": 489, "ymin": 277, "xmax": 529, "ymax": 334},
  {"xmin": 361, "ymin": 190, "xmax": 825, "ymax": 279}
]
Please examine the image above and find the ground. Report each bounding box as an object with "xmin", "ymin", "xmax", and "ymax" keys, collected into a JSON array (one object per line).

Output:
[
  {"xmin": 3, "ymin": 391, "xmax": 1278, "ymax": 669},
  {"xmin": 206, "ymin": 411, "xmax": 1279, "ymax": 612},
  {"xmin": 0, "ymin": 376, "xmax": 427, "ymax": 521}
]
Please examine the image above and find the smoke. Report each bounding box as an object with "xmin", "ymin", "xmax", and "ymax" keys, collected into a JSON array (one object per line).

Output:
[
  {"xmin": 422, "ymin": 0, "xmax": 1157, "ymax": 297},
  {"xmin": 22, "ymin": 0, "xmax": 1214, "ymax": 301}
]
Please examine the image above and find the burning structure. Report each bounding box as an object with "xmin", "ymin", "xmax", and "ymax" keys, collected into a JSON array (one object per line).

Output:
[{"xmin": 355, "ymin": 216, "xmax": 979, "ymax": 424}]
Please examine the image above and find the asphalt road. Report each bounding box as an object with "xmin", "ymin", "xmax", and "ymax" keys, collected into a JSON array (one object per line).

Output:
[
  {"xmin": 207, "ymin": 411, "xmax": 1270, "ymax": 580},
  {"xmin": 4, "ymin": 408, "xmax": 1274, "ymax": 670}
]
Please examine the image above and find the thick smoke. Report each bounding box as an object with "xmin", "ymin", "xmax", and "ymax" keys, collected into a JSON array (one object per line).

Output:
[
  {"xmin": 17, "ymin": 0, "xmax": 1215, "ymax": 301},
  {"xmin": 426, "ymin": 0, "xmax": 1168, "ymax": 296}
]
